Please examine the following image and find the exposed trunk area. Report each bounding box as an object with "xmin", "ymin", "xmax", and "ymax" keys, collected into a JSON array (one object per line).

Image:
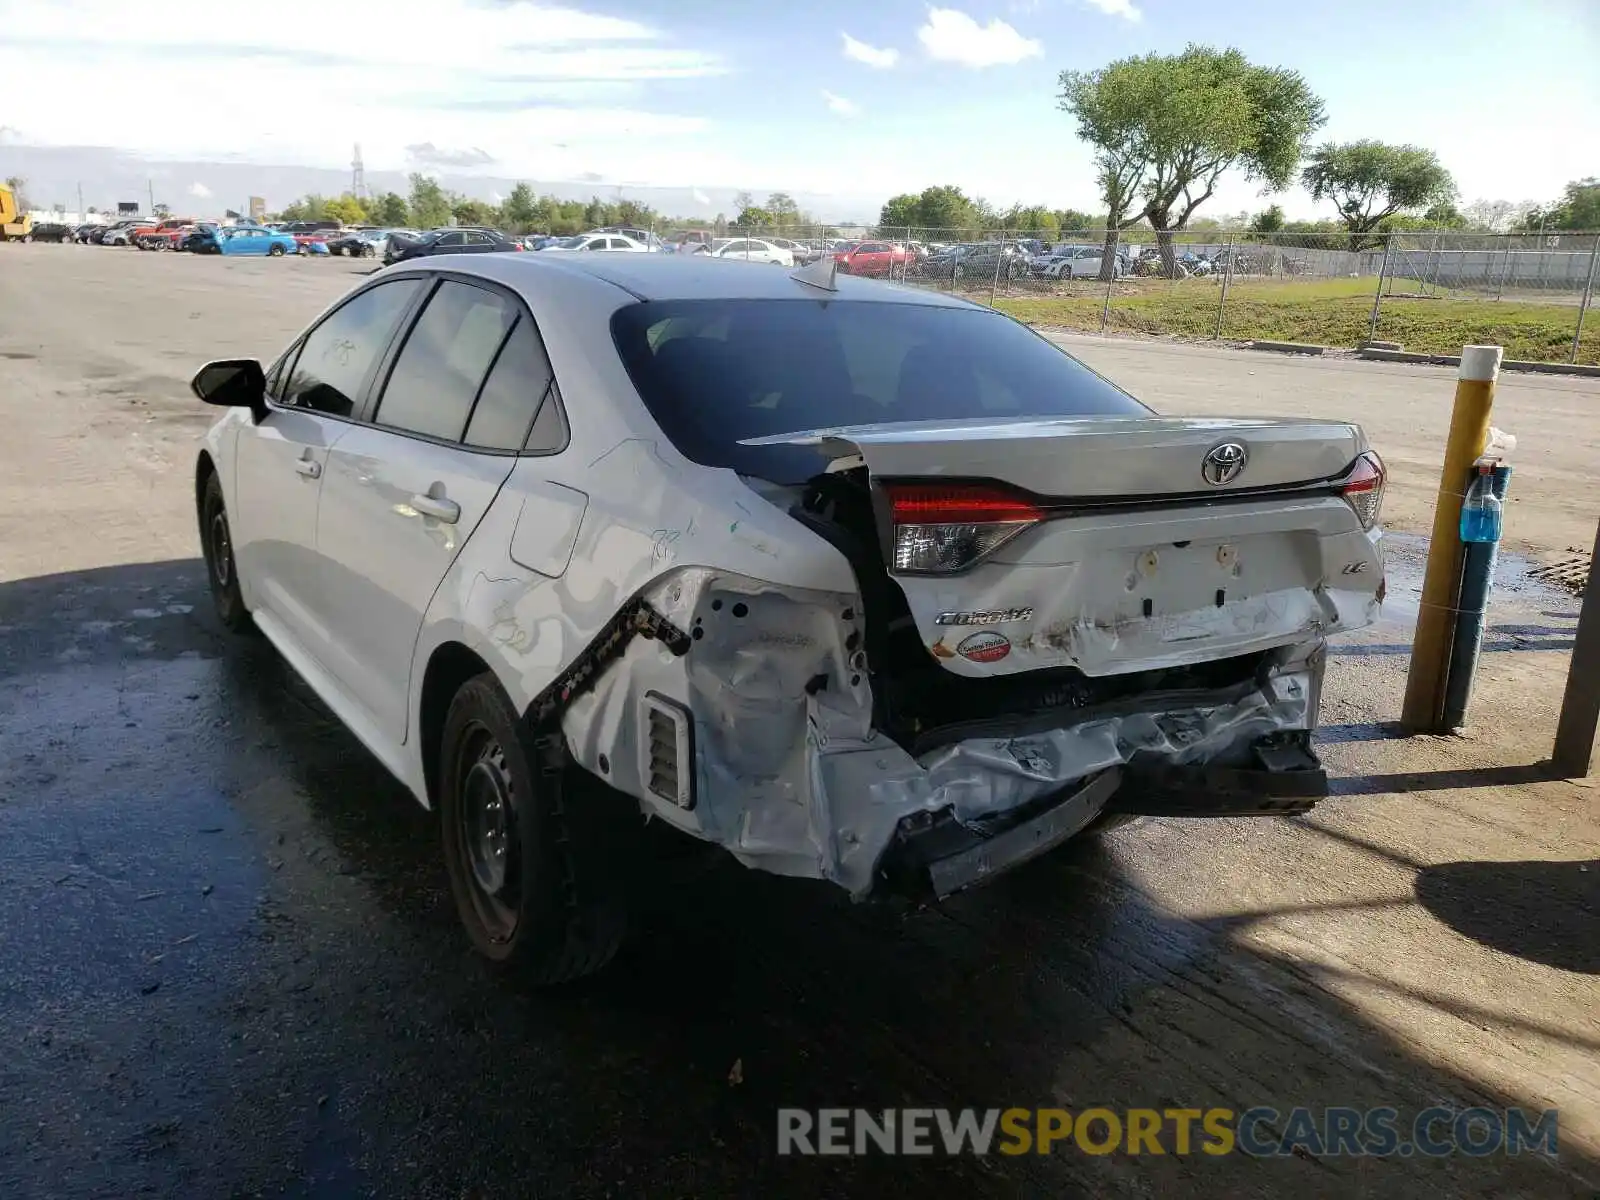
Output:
[
  {"xmin": 750, "ymin": 414, "xmax": 1385, "ymax": 760},
  {"xmin": 790, "ymin": 468, "xmax": 1281, "ymax": 756}
]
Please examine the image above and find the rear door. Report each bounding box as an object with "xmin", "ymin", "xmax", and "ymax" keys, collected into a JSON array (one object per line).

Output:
[{"xmin": 313, "ymin": 275, "xmax": 552, "ymax": 743}]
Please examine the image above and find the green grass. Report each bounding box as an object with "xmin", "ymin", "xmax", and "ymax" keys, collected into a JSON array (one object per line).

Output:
[{"xmin": 990, "ymin": 276, "xmax": 1598, "ymax": 365}]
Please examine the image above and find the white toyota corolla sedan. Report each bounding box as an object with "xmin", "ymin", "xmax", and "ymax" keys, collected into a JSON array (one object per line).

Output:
[{"xmin": 192, "ymin": 253, "xmax": 1385, "ymax": 983}]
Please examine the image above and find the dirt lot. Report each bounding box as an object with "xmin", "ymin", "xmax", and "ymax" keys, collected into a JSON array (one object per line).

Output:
[{"xmin": 1, "ymin": 243, "xmax": 1597, "ymax": 1198}]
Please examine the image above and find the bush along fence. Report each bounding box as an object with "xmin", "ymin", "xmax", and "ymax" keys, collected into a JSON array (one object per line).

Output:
[{"xmin": 709, "ymin": 227, "xmax": 1600, "ymax": 366}]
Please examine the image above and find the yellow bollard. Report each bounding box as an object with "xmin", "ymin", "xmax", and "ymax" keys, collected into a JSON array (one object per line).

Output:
[{"xmin": 1401, "ymin": 345, "xmax": 1503, "ymax": 732}]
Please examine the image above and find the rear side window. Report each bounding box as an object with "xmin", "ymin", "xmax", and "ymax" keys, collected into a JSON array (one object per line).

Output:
[
  {"xmin": 280, "ymin": 278, "xmax": 421, "ymax": 417},
  {"xmin": 611, "ymin": 299, "xmax": 1149, "ymax": 485},
  {"xmin": 374, "ymin": 281, "xmax": 516, "ymax": 441},
  {"xmin": 463, "ymin": 318, "xmax": 557, "ymax": 451}
]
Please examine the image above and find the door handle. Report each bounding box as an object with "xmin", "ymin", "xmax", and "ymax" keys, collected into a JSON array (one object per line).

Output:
[
  {"xmin": 294, "ymin": 458, "xmax": 322, "ymax": 479},
  {"xmin": 409, "ymin": 493, "xmax": 460, "ymax": 524}
]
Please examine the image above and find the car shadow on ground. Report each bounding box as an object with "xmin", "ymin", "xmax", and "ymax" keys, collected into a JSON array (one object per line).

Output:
[
  {"xmin": 1415, "ymin": 859, "xmax": 1600, "ymax": 975},
  {"xmin": 2, "ymin": 559, "xmax": 1596, "ymax": 1199}
]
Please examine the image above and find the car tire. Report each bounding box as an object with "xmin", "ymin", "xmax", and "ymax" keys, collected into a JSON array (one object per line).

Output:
[
  {"xmin": 361, "ymin": 244, "xmax": 376, "ymax": 258},
  {"xmin": 200, "ymin": 471, "xmax": 253, "ymax": 635},
  {"xmin": 297, "ymin": 245, "xmax": 308, "ymax": 256},
  {"xmin": 439, "ymin": 674, "xmax": 628, "ymax": 985},
  {"xmin": 268, "ymin": 244, "xmax": 286, "ymax": 257}
]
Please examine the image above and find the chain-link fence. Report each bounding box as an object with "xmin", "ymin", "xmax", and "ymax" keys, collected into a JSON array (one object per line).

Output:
[{"xmin": 699, "ymin": 226, "xmax": 1600, "ymax": 366}]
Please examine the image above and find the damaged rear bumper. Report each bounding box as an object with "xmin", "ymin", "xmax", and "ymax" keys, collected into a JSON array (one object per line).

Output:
[
  {"xmin": 558, "ymin": 567, "xmax": 1331, "ymax": 902},
  {"xmin": 877, "ymin": 730, "xmax": 1326, "ymax": 899}
]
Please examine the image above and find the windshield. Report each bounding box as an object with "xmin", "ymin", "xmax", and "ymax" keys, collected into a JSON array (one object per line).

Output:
[
  {"xmin": 550, "ymin": 236, "xmax": 585, "ymax": 249},
  {"xmin": 611, "ymin": 299, "xmax": 1149, "ymax": 484}
]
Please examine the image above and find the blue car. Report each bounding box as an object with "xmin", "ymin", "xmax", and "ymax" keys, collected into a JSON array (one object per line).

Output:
[{"xmin": 191, "ymin": 226, "xmax": 299, "ymax": 256}]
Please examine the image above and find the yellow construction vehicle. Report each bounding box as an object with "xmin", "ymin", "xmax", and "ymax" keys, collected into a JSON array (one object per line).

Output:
[{"xmin": 0, "ymin": 183, "xmax": 33, "ymax": 241}]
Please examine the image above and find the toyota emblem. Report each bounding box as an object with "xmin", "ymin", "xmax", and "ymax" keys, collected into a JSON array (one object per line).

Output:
[{"xmin": 1201, "ymin": 442, "xmax": 1248, "ymax": 486}]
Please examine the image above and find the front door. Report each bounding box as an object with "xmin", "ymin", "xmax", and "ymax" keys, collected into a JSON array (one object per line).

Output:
[
  {"xmin": 314, "ymin": 276, "xmax": 557, "ymax": 743},
  {"xmin": 232, "ymin": 276, "xmax": 424, "ymax": 665}
]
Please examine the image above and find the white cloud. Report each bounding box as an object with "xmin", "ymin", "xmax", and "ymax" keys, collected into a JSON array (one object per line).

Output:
[
  {"xmin": 917, "ymin": 8, "xmax": 1042, "ymax": 67},
  {"xmin": 1, "ymin": 0, "xmax": 722, "ymax": 175},
  {"xmin": 822, "ymin": 91, "xmax": 860, "ymax": 118},
  {"xmin": 1083, "ymin": 0, "xmax": 1141, "ymax": 20},
  {"xmin": 841, "ymin": 33, "xmax": 899, "ymax": 68},
  {"xmin": 188, "ymin": 181, "xmax": 212, "ymax": 197}
]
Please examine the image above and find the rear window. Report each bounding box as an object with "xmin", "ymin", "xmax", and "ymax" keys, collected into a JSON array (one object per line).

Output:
[{"xmin": 610, "ymin": 299, "xmax": 1149, "ymax": 484}]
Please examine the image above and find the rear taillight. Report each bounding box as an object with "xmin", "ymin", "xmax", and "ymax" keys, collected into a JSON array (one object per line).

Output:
[
  {"xmin": 885, "ymin": 483, "xmax": 1043, "ymax": 574},
  {"xmin": 1341, "ymin": 451, "xmax": 1386, "ymax": 530}
]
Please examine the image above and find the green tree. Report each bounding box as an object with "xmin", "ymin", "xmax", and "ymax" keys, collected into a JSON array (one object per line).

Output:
[
  {"xmin": 452, "ymin": 198, "xmax": 497, "ymax": 227},
  {"xmin": 736, "ymin": 205, "xmax": 773, "ymax": 228},
  {"xmin": 999, "ymin": 204, "xmax": 1060, "ymax": 238},
  {"xmin": 766, "ymin": 191, "xmax": 801, "ymax": 227},
  {"xmin": 1060, "ymin": 44, "xmax": 1325, "ymax": 277},
  {"xmin": 1249, "ymin": 203, "xmax": 1286, "ymax": 233},
  {"xmin": 1518, "ymin": 178, "xmax": 1600, "ymax": 232},
  {"xmin": 375, "ymin": 192, "xmax": 410, "ymax": 226},
  {"xmin": 1052, "ymin": 208, "xmax": 1099, "ymax": 233},
  {"xmin": 1301, "ymin": 140, "xmax": 1457, "ymax": 250},
  {"xmin": 500, "ymin": 183, "xmax": 538, "ymax": 232},
  {"xmin": 615, "ymin": 199, "xmax": 659, "ymax": 230},
  {"xmin": 920, "ymin": 185, "xmax": 980, "ymax": 234},
  {"xmin": 324, "ymin": 193, "xmax": 368, "ymax": 225},
  {"xmin": 1421, "ymin": 199, "xmax": 1466, "ymax": 228},
  {"xmin": 879, "ymin": 193, "xmax": 920, "ymax": 231},
  {"xmin": 408, "ymin": 174, "xmax": 452, "ymax": 229}
]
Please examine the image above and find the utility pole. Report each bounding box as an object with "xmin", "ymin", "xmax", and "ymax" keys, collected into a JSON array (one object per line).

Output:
[
  {"xmin": 77, "ymin": 183, "xmax": 84, "ymax": 222},
  {"xmin": 147, "ymin": 179, "xmax": 155, "ymax": 215}
]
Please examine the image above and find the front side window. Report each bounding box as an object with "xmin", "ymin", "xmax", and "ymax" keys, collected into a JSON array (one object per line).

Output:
[
  {"xmin": 280, "ymin": 279, "xmax": 422, "ymax": 417},
  {"xmin": 611, "ymin": 299, "xmax": 1149, "ymax": 485},
  {"xmin": 373, "ymin": 281, "xmax": 516, "ymax": 441}
]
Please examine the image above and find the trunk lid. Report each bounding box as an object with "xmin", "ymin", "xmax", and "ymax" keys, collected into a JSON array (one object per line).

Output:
[
  {"xmin": 746, "ymin": 416, "xmax": 1383, "ymax": 678},
  {"xmin": 748, "ymin": 415, "xmax": 1364, "ymax": 498}
]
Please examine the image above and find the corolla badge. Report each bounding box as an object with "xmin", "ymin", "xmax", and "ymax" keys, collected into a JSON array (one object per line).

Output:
[{"xmin": 1201, "ymin": 441, "xmax": 1249, "ymax": 486}]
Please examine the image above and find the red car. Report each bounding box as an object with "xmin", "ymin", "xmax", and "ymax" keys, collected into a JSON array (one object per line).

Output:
[
  {"xmin": 833, "ymin": 240, "xmax": 913, "ymax": 277},
  {"xmin": 134, "ymin": 218, "xmax": 198, "ymax": 250}
]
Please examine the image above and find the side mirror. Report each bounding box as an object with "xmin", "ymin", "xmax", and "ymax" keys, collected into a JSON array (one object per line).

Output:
[{"xmin": 191, "ymin": 358, "xmax": 267, "ymax": 423}]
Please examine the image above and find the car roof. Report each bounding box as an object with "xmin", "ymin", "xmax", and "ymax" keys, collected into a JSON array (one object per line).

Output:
[{"xmin": 397, "ymin": 252, "xmax": 981, "ymax": 308}]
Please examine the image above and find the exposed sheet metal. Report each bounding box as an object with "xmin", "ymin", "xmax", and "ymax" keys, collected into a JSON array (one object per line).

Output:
[{"xmin": 560, "ymin": 562, "xmax": 1321, "ymax": 897}]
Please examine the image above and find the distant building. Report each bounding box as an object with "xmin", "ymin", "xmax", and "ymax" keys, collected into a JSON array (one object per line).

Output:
[{"xmin": 248, "ymin": 196, "xmax": 266, "ymax": 223}]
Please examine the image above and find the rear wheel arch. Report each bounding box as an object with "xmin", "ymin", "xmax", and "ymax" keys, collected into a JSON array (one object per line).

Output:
[{"xmin": 419, "ymin": 641, "xmax": 497, "ymax": 806}]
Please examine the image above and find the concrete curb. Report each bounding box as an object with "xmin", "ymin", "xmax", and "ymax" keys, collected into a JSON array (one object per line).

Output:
[
  {"xmin": 1248, "ymin": 340, "xmax": 1326, "ymax": 355},
  {"xmin": 1357, "ymin": 348, "xmax": 1600, "ymax": 377}
]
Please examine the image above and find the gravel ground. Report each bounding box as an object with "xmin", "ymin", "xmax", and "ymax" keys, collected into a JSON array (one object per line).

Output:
[{"xmin": 1, "ymin": 244, "xmax": 1596, "ymax": 1199}]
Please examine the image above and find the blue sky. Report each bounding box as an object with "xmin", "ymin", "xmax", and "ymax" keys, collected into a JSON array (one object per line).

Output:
[{"xmin": 0, "ymin": 0, "xmax": 1594, "ymax": 220}]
